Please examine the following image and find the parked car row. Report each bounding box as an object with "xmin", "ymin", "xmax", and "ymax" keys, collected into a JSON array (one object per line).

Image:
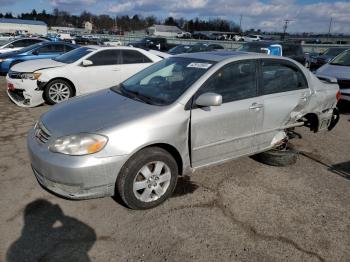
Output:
[{"xmin": 0, "ymin": 41, "xmax": 78, "ymax": 75}]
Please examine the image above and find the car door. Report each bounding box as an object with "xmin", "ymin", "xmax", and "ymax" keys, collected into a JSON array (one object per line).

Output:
[
  {"xmin": 31, "ymin": 44, "xmax": 57, "ymax": 60},
  {"xmin": 118, "ymin": 50, "xmax": 154, "ymax": 82},
  {"xmin": 190, "ymin": 60, "xmax": 262, "ymax": 168},
  {"xmin": 71, "ymin": 49, "xmax": 121, "ymax": 94},
  {"xmin": 255, "ymin": 59, "xmax": 310, "ymax": 150}
]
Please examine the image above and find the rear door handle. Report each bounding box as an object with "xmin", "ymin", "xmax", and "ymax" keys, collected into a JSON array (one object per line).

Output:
[
  {"xmin": 112, "ymin": 68, "xmax": 120, "ymax": 71},
  {"xmin": 249, "ymin": 103, "xmax": 264, "ymax": 110}
]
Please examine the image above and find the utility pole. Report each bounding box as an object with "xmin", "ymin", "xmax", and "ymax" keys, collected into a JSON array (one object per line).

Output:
[
  {"xmin": 282, "ymin": 19, "xmax": 292, "ymax": 40},
  {"xmin": 327, "ymin": 17, "xmax": 333, "ymax": 42},
  {"xmin": 239, "ymin": 14, "xmax": 243, "ymax": 34}
]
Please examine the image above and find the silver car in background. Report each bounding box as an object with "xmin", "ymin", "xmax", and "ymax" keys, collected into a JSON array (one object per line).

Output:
[{"xmin": 27, "ymin": 51, "xmax": 340, "ymax": 209}]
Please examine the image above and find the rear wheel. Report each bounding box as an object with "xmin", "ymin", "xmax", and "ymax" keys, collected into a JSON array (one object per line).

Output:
[
  {"xmin": 43, "ymin": 79, "xmax": 73, "ymax": 105},
  {"xmin": 116, "ymin": 147, "xmax": 178, "ymax": 209}
]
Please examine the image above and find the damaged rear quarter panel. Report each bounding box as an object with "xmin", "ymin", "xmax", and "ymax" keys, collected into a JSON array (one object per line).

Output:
[{"xmin": 290, "ymin": 70, "xmax": 339, "ymax": 131}]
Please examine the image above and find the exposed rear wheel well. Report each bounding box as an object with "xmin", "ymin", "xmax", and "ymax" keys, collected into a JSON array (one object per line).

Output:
[
  {"xmin": 302, "ymin": 113, "xmax": 319, "ymax": 132},
  {"xmin": 143, "ymin": 144, "xmax": 183, "ymax": 176},
  {"xmin": 45, "ymin": 77, "xmax": 76, "ymax": 96}
]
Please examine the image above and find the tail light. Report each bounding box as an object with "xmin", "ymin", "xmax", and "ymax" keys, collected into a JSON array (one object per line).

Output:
[
  {"xmin": 336, "ymin": 91, "xmax": 341, "ymax": 101},
  {"xmin": 7, "ymin": 83, "xmax": 14, "ymax": 91}
]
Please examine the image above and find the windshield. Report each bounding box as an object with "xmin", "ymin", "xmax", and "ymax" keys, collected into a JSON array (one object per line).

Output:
[
  {"xmin": 111, "ymin": 57, "xmax": 215, "ymax": 106},
  {"xmin": 53, "ymin": 47, "xmax": 94, "ymax": 63},
  {"xmin": 237, "ymin": 43, "xmax": 268, "ymax": 53},
  {"xmin": 330, "ymin": 50, "xmax": 350, "ymax": 66},
  {"xmin": 323, "ymin": 48, "xmax": 348, "ymax": 57}
]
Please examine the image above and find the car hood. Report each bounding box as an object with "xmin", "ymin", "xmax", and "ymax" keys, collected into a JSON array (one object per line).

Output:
[
  {"xmin": 41, "ymin": 89, "xmax": 162, "ymax": 137},
  {"xmin": 0, "ymin": 50, "xmax": 22, "ymax": 59},
  {"xmin": 10, "ymin": 59, "xmax": 66, "ymax": 72},
  {"xmin": 316, "ymin": 63, "xmax": 350, "ymax": 80}
]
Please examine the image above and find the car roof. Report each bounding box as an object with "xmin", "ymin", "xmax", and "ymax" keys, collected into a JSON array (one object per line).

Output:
[
  {"xmin": 84, "ymin": 45, "xmax": 147, "ymax": 51},
  {"xmin": 176, "ymin": 51, "xmax": 259, "ymax": 62},
  {"xmin": 243, "ymin": 41, "xmax": 300, "ymax": 46},
  {"xmin": 10, "ymin": 37, "xmax": 48, "ymax": 42}
]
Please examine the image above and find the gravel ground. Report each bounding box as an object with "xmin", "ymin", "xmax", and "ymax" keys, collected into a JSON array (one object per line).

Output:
[{"xmin": 0, "ymin": 76, "xmax": 349, "ymax": 262}]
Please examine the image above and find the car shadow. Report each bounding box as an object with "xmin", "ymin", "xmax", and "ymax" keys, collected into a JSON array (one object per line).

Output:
[
  {"xmin": 300, "ymin": 152, "xmax": 350, "ymax": 180},
  {"xmin": 338, "ymin": 101, "xmax": 350, "ymax": 115},
  {"xmin": 172, "ymin": 175, "xmax": 199, "ymax": 197},
  {"xmin": 329, "ymin": 161, "xmax": 350, "ymax": 180},
  {"xmin": 6, "ymin": 199, "xmax": 96, "ymax": 262}
]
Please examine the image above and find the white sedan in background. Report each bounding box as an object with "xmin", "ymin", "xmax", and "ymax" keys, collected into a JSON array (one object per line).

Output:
[
  {"xmin": 0, "ymin": 38, "xmax": 47, "ymax": 54},
  {"xmin": 6, "ymin": 46, "xmax": 162, "ymax": 107}
]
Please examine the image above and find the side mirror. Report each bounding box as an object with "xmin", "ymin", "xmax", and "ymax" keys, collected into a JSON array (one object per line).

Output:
[
  {"xmin": 195, "ymin": 92, "xmax": 222, "ymax": 107},
  {"xmin": 8, "ymin": 44, "xmax": 14, "ymax": 48},
  {"xmin": 82, "ymin": 59, "xmax": 93, "ymax": 66},
  {"xmin": 32, "ymin": 50, "xmax": 39, "ymax": 55}
]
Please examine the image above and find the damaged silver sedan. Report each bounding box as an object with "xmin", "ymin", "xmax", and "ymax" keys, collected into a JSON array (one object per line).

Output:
[{"xmin": 27, "ymin": 51, "xmax": 340, "ymax": 209}]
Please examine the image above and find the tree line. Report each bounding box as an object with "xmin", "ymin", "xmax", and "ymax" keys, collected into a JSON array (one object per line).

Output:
[{"xmin": 0, "ymin": 9, "xmax": 241, "ymax": 33}]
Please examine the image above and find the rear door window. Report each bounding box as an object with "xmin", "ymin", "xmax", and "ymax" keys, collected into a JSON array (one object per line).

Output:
[
  {"xmin": 121, "ymin": 50, "xmax": 152, "ymax": 64},
  {"xmin": 36, "ymin": 44, "xmax": 53, "ymax": 54},
  {"xmin": 88, "ymin": 50, "xmax": 120, "ymax": 66},
  {"xmin": 261, "ymin": 60, "xmax": 308, "ymax": 95}
]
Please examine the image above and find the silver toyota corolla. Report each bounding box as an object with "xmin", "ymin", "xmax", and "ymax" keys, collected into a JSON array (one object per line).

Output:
[{"xmin": 28, "ymin": 51, "xmax": 340, "ymax": 209}]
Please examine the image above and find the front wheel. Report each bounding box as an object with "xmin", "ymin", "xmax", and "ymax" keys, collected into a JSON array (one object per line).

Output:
[
  {"xmin": 116, "ymin": 147, "xmax": 178, "ymax": 209},
  {"xmin": 43, "ymin": 79, "xmax": 73, "ymax": 105}
]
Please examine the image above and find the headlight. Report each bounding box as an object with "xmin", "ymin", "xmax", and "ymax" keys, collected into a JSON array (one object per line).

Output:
[
  {"xmin": 0, "ymin": 58, "xmax": 7, "ymax": 62},
  {"xmin": 21, "ymin": 72, "xmax": 41, "ymax": 80},
  {"xmin": 49, "ymin": 133, "xmax": 108, "ymax": 155}
]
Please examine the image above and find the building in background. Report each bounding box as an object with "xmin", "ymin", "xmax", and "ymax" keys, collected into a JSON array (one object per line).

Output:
[
  {"xmin": 147, "ymin": 24, "xmax": 182, "ymax": 37},
  {"xmin": 0, "ymin": 18, "xmax": 47, "ymax": 35},
  {"xmin": 84, "ymin": 21, "xmax": 93, "ymax": 33}
]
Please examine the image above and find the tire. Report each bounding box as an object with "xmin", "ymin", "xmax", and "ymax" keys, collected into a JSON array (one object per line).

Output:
[
  {"xmin": 43, "ymin": 79, "xmax": 74, "ymax": 105},
  {"xmin": 116, "ymin": 147, "xmax": 178, "ymax": 210},
  {"xmin": 252, "ymin": 146, "xmax": 298, "ymax": 167}
]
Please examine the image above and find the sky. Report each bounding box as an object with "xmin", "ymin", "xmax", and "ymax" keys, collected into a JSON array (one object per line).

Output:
[{"xmin": 1, "ymin": 0, "xmax": 350, "ymax": 33}]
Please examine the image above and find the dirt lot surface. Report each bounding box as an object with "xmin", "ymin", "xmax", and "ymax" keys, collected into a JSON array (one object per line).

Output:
[{"xmin": 0, "ymin": 76, "xmax": 349, "ymax": 262}]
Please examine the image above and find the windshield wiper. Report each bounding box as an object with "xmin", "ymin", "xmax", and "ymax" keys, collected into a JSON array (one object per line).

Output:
[{"xmin": 117, "ymin": 85, "xmax": 153, "ymax": 104}]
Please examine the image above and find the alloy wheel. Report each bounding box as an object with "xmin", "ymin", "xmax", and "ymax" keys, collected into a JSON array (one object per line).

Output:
[
  {"xmin": 133, "ymin": 161, "xmax": 171, "ymax": 202},
  {"xmin": 48, "ymin": 82, "xmax": 70, "ymax": 103}
]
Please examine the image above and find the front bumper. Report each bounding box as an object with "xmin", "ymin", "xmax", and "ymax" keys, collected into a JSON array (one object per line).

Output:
[
  {"xmin": 6, "ymin": 75, "xmax": 45, "ymax": 107},
  {"xmin": 27, "ymin": 128, "xmax": 128, "ymax": 199}
]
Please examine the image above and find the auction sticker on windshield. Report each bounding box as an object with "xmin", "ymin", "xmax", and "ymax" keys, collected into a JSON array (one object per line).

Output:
[{"xmin": 187, "ymin": 63, "xmax": 212, "ymax": 69}]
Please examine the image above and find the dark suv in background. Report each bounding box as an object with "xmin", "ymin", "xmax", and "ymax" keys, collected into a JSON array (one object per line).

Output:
[
  {"xmin": 237, "ymin": 41, "xmax": 306, "ymax": 64},
  {"xmin": 128, "ymin": 37, "xmax": 176, "ymax": 51},
  {"xmin": 305, "ymin": 47, "xmax": 348, "ymax": 71}
]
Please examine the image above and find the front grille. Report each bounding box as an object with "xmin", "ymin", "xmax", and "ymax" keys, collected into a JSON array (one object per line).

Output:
[
  {"xmin": 8, "ymin": 71, "xmax": 21, "ymax": 79},
  {"xmin": 35, "ymin": 122, "xmax": 51, "ymax": 143},
  {"xmin": 8, "ymin": 89, "xmax": 25, "ymax": 101},
  {"xmin": 337, "ymin": 80, "xmax": 350, "ymax": 90}
]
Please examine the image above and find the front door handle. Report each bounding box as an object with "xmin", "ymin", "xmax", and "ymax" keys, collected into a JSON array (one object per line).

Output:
[
  {"xmin": 112, "ymin": 68, "xmax": 120, "ymax": 71},
  {"xmin": 249, "ymin": 103, "xmax": 263, "ymax": 110}
]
